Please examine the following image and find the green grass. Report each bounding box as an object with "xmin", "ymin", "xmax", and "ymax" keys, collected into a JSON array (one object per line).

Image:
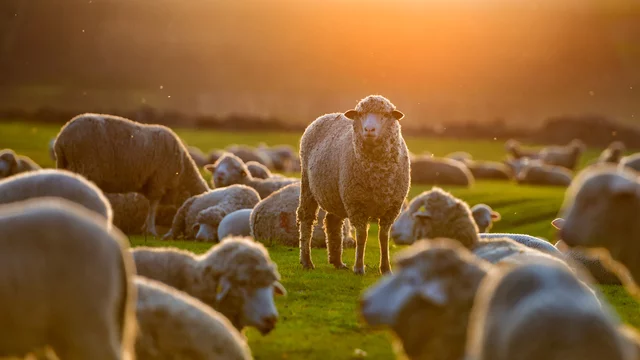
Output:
[{"xmin": 1, "ymin": 120, "xmax": 639, "ymax": 359}]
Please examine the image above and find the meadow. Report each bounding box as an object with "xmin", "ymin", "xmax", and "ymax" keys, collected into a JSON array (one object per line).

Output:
[{"xmin": 1, "ymin": 120, "xmax": 639, "ymax": 359}]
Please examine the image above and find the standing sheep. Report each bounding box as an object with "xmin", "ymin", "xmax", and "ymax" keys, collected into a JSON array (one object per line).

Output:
[
  {"xmin": 538, "ymin": 139, "xmax": 586, "ymax": 170},
  {"xmin": 134, "ymin": 276, "xmax": 253, "ymax": 360},
  {"xmin": 516, "ymin": 162, "xmax": 573, "ymax": 187},
  {"xmin": 54, "ymin": 113, "xmax": 209, "ymax": 237},
  {"xmin": 0, "ymin": 169, "xmax": 112, "ymax": 224},
  {"xmin": 470, "ymin": 204, "xmax": 501, "ymax": 233},
  {"xmin": 298, "ymin": 95, "xmax": 410, "ymax": 274},
  {"xmin": 250, "ymin": 183, "xmax": 355, "ymax": 249},
  {"xmin": 410, "ymin": 156, "xmax": 474, "ymax": 187},
  {"xmin": 163, "ymin": 185, "xmax": 260, "ymax": 242},
  {"xmin": 205, "ymin": 153, "xmax": 298, "ymax": 198},
  {"xmin": 132, "ymin": 237, "xmax": 286, "ymax": 334},
  {"xmin": 105, "ymin": 192, "xmax": 177, "ymax": 235},
  {"xmin": 466, "ymin": 261, "xmax": 635, "ymax": 360},
  {"xmin": 0, "ymin": 149, "xmax": 41, "ymax": 179},
  {"xmin": 0, "ymin": 197, "xmax": 137, "ymax": 359}
]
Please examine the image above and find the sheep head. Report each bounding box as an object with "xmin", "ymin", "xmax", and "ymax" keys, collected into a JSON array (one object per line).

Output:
[
  {"xmin": 205, "ymin": 152, "xmax": 251, "ymax": 188},
  {"xmin": 344, "ymin": 95, "xmax": 404, "ymax": 151},
  {"xmin": 471, "ymin": 204, "xmax": 501, "ymax": 233}
]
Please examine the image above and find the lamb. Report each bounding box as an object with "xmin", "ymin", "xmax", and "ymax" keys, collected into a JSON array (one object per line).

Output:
[
  {"xmin": 246, "ymin": 161, "xmax": 272, "ymax": 179},
  {"xmin": 0, "ymin": 197, "xmax": 137, "ymax": 359},
  {"xmin": 0, "ymin": 169, "xmax": 112, "ymax": 224},
  {"xmin": 298, "ymin": 95, "xmax": 411, "ymax": 274},
  {"xmin": 470, "ymin": 204, "xmax": 501, "ymax": 233},
  {"xmin": 466, "ymin": 261, "xmax": 635, "ymax": 360},
  {"xmin": 218, "ymin": 209, "xmax": 253, "ymax": 241},
  {"xmin": 250, "ymin": 183, "xmax": 355, "ymax": 248},
  {"xmin": 0, "ymin": 149, "xmax": 41, "ymax": 179},
  {"xmin": 555, "ymin": 165, "xmax": 640, "ymax": 290},
  {"xmin": 504, "ymin": 139, "xmax": 541, "ymax": 160},
  {"xmin": 132, "ymin": 237, "xmax": 286, "ymax": 334},
  {"xmin": 162, "ymin": 184, "xmax": 260, "ymax": 242},
  {"xmin": 516, "ymin": 162, "xmax": 573, "ymax": 187},
  {"xmin": 188, "ymin": 145, "xmax": 209, "ymax": 167},
  {"xmin": 597, "ymin": 141, "xmax": 626, "ymax": 164},
  {"xmin": 359, "ymin": 237, "xmax": 567, "ymax": 360},
  {"xmin": 205, "ymin": 153, "xmax": 299, "ymax": 198},
  {"xmin": 54, "ymin": 113, "xmax": 209, "ymax": 237},
  {"xmin": 226, "ymin": 144, "xmax": 274, "ymax": 169},
  {"xmin": 134, "ymin": 276, "xmax": 253, "ymax": 360},
  {"xmin": 105, "ymin": 192, "xmax": 177, "ymax": 235},
  {"xmin": 538, "ymin": 139, "xmax": 586, "ymax": 170},
  {"xmin": 619, "ymin": 153, "xmax": 640, "ymax": 173},
  {"xmin": 410, "ymin": 156, "xmax": 474, "ymax": 187}
]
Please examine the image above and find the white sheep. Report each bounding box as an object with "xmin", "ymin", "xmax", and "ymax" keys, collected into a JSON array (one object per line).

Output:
[
  {"xmin": 0, "ymin": 169, "xmax": 112, "ymax": 224},
  {"xmin": 0, "ymin": 148, "xmax": 41, "ymax": 179},
  {"xmin": 134, "ymin": 276, "xmax": 253, "ymax": 360},
  {"xmin": 538, "ymin": 139, "xmax": 587, "ymax": 170},
  {"xmin": 205, "ymin": 153, "xmax": 298, "ymax": 198},
  {"xmin": 246, "ymin": 161, "xmax": 272, "ymax": 179},
  {"xmin": 257, "ymin": 143, "xmax": 297, "ymax": 172},
  {"xmin": 132, "ymin": 236, "xmax": 286, "ymax": 334},
  {"xmin": 470, "ymin": 204, "xmax": 501, "ymax": 232},
  {"xmin": 105, "ymin": 192, "xmax": 177, "ymax": 235},
  {"xmin": 410, "ymin": 156, "xmax": 474, "ymax": 187},
  {"xmin": 218, "ymin": 209, "xmax": 253, "ymax": 240},
  {"xmin": 0, "ymin": 197, "xmax": 136, "ymax": 359},
  {"xmin": 250, "ymin": 183, "xmax": 355, "ymax": 249},
  {"xmin": 516, "ymin": 162, "xmax": 573, "ymax": 187},
  {"xmin": 298, "ymin": 95, "xmax": 411, "ymax": 274},
  {"xmin": 54, "ymin": 113, "xmax": 209, "ymax": 237},
  {"xmin": 462, "ymin": 159, "xmax": 513, "ymax": 180},
  {"xmin": 162, "ymin": 184, "xmax": 260, "ymax": 242},
  {"xmin": 466, "ymin": 261, "xmax": 636, "ymax": 360}
]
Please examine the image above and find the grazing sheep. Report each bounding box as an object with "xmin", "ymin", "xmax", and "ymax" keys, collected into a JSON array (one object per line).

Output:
[
  {"xmin": 207, "ymin": 149, "xmax": 225, "ymax": 165},
  {"xmin": 553, "ymin": 237, "xmax": 622, "ymax": 285},
  {"xmin": 555, "ymin": 165, "xmax": 640, "ymax": 290},
  {"xmin": 503, "ymin": 156, "xmax": 543, "ymax": 177},
  {"xmin": 462, "ymin": 160, "xmax": 512, "ymax": 180},
  {"xmin": 504, "ymin": 139, "xmax": 540, "ymax": 160},
  {"xmin": 411, "ymin": 156, "xmax": 474, "ymax": 187},
  {"xmin": 132, "ymin": 237, "xmax": 286, "ymax": 334},
  {"xmin": 0, "ymin": 169, "xmax": 112, "ymax": 224},
  {"xmin": 54, "ymin": 113, "xmax": 209, "ymax": 237},
  {"xmin": 250, "ymin": 183, "xmax": 355, "ymax": 249},
  {"xmin": 246, "ymin": 161, "xmax": 272, "ymax": 179},
  {"xmin": 226, "ymin": 145, "xmax": 274, "ymax": 169},
  {"xmin": 188, "ymin": 145, "xmax": 209, "ymax": 167},
  {"xmin": 470, "ymin": 204, "xmax": 501, "ymax": 233},
  {"xmin": 538, "ymin": 139, "xmax": 586, "ymax": 170},
  {"xmin": 0, "ymin": 149, "xmax": 41, "ymax": 179},
  {"xmin": 163, "ymin": 184, "xmax": 260, "ymax": 242},
  {"xmin": 445, "ymin": 151, "xmax": 473, "ymax": 162},
  {"xmin": 205, "ymin": 153, "xmax": 298, "ymax": 198},
  {"xmin": 298, "ymin": 95, "xmax": 411, "ymax": 274},
  {"xmin": 0, "ymin": 197, "xmax": 136, "ymax": 359},
  {"xmin": 516, "ymin": 162, "xmax": 573, "ymax": 187},
  {"xmin": 466, "ymin": 261, "xmax": 634, "ymax": 360},
  {"xmin": 134, "ymin": 276, "xmax": 252, "ymax": 360},
  {"xmin": 218, "ymin": 209, "xmax": 253, "ymax": 241},
  {"xmin": 360, "ymin": 238, "xmax": 565, "ymax": 360},
  {"xmin": 619, "ymin": 153, "xmax": 640, "ymax": 173},
  {"xmin": 258, "ymin": 143, "xmax": 297, "ymax": 172},
  {"xmin": 105, "ymin": 192, "xmax": 177, "ymax": 235},
  {"xmin": 597, "ymin": 141, "xmax": 626, "ymax": 164}
]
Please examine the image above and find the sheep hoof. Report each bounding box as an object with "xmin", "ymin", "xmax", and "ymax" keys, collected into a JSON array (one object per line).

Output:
[
  {"xmin": 300, "ymin": 258, "xmax": 315, "ymax": 270},
  {"xmin": 380, "ymin": 266, "xmax": 392, "ymax": 275},
  {"xmin": 353, "ymin": 265, "xmax": 366, "ymax": 275},
  {"xmin": 332, "ymin": 262, "xmax": 348, "ymax": 270}
]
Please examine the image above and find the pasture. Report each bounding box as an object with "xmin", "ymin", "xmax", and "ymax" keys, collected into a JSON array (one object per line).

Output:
[{"xmin": 1, "ymin": 120, "xmax": 638, "ymax": 359}]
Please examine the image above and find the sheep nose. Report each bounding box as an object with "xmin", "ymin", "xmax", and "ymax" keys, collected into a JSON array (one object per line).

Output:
[
  {"xmin": 364, "ymin": 126, "xmax": 376, "ymax": 133},
  {"xmin": 259, "ymin": 315, "xmax": 278, "ymax": 335}
]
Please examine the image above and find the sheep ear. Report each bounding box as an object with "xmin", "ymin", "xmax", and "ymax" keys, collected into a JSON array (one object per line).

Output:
[
  {"xmin": 391, "ymin": 110, "xmax": 404, "ymax": 121},
  {"xmin": 274, "ymin": 281, "xmax": 287, "ymax": 296},
  {"xmin": 204, "ymin": 164, "xmax": 215, "ymax": 173},
  {"xmin": 216, "ymin": 276, "xmax": 232, "ymax": 302},
  {"xmin": 417, "ymin": 280, "xmax": 448, "ymax": 306},
  {"xmin": 344, "ymin": 110, "xmax": 358, "ymax": 120},
  {"xmin": 551, "ymin": 218, "xmax": 565, "ymax": 230},
  {"xmin": 491, "ymin": 211, "xmax": 501, "ymax": 221}
]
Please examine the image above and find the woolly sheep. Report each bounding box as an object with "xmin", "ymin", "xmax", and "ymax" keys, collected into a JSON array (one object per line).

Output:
[
  {"xmin": 411, "ymin": 156, "xmax": 474, "ymax": 187},
  {"xmin": 246, "ymin": 161, "xmax": 272, "ymax": 179},
  {"xmin": 360, "ymin": 238, "xmax": 566, "ymax": 360},
  {"xmin": 134, "ymin": 276, "xmax": 252, "ymax": 360},
  {"xmin": 538, "ymin": 139, "xmax": 586, "ymax": 170},
  {"xmin": 298, "ymin": 95, "xmax": 410, "ymax": 274},
  {"xmin": 0, "ymin": 149, "xmax": 41, "ymax": 179},
  {"xmin": 218, "ymin": 209, "xmax": 253, "ymax": 240},
  {"xmin": 250, "ymin": 183, "xmax": 355, "ymax": 248},
  {"xmin": 257, "ymin": 143, "xmax": 297, "ymax": 172},
  {"xmin": 105, "ymin": 192, "xmax": 177, "ymax": 235},
  {"xmin": 0, "ymin": 197, "xmax": 137, "ymax": 359},
  {"xmin": 0, "ymin": 169, "xmax": 112, "ymax": 224},
  {"xmin": 597, "ymin": 141, "xmax": 626, "ymax": 164},
  {"xmin": 466, "ymin": 261, "xmax": 635, "ymax": 360},
  {"xmin": 553, "ymin": 237, "xmax": 621, "ymax": 285},
  {"xmin": 205, "ymin": 153, "xmax": 299, "ymax": 198},
  {"xmin": 504, "ymin": 139, "xmax": 541, "ymax": 160},
  {"xmin": 619, "ymin": 153, "xmax": 640, "ymax": 173},
  {"xmin": 555, "ymin": 165, "xmax": 640, "ymax": 290},
  {"xmin": 163, "ymin": 184, "xmax": 260, "ymax": 242},
  {"xmin": 226, "ymin": 144, "xmax": 274, "ymax": 169},
  {"xmin": 54, "ymin": 113, "xmax": 209, "ymax": 237},
  {"xmin": 470, "ymin": 204, "xmax": 501, "ymax": 233},
  {"xmin": 188, "ymin": 145, "xmax": 209, "ymax": 167},
  {"xmin": 461, "ymin": 159, "xmax": 512, "ymax": 180},
  {"xmin": 132, "ymin": 237, "xmax": 286, "ymax": 334},
  {"xmin": 516, "ymin": 162, "xmax": 573, "ymax": 187}
]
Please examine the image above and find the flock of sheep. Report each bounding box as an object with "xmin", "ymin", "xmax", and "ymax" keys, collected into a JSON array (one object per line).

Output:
[{"xmin": 1, "ymin": 94, "xmax": 640, "ymax": 359}]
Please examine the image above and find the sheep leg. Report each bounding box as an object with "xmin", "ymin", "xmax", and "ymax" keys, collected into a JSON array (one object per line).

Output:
[
  {"xmin": 143, "ymin": 198, "xmax": 160, "ymax": 238},
  {"xmin": 325, "ymin": 213, "xmax": 347, "ymax": 269},
  {"xmin": 378, "ymin": 219, "xmax": 393, "ymax": 274},
  {"xmin": 353, "ymin": 220, "xmax": 370, "ymax": 275},
  {"xmin": 297, "ymin": 175, "xmax": 319, "ymax": 270}
]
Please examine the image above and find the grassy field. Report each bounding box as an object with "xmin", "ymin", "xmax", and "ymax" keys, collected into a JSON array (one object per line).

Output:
[{"xmin": 1, "ymin": 120, "xmax": 639, "ymax": 359}]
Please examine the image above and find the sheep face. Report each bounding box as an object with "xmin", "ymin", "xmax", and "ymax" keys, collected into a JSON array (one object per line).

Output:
[
  {"xmin": 558, "ymin": 169, "xmax": 640, "ymax": 257},
  {"xmin": 471, "ymin": 205, "xmax": 501, "ymax": 233},
  {"xmin": 194, "ymin": 207, "xmax": 226, "ymax": 242},
  {"xmin": 205, "ymin": 154, "xmax": 248, "ymax": 188},
  {"xmin": 344, "ymin": 111, "xmax": 401, "ymax": 145}
]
